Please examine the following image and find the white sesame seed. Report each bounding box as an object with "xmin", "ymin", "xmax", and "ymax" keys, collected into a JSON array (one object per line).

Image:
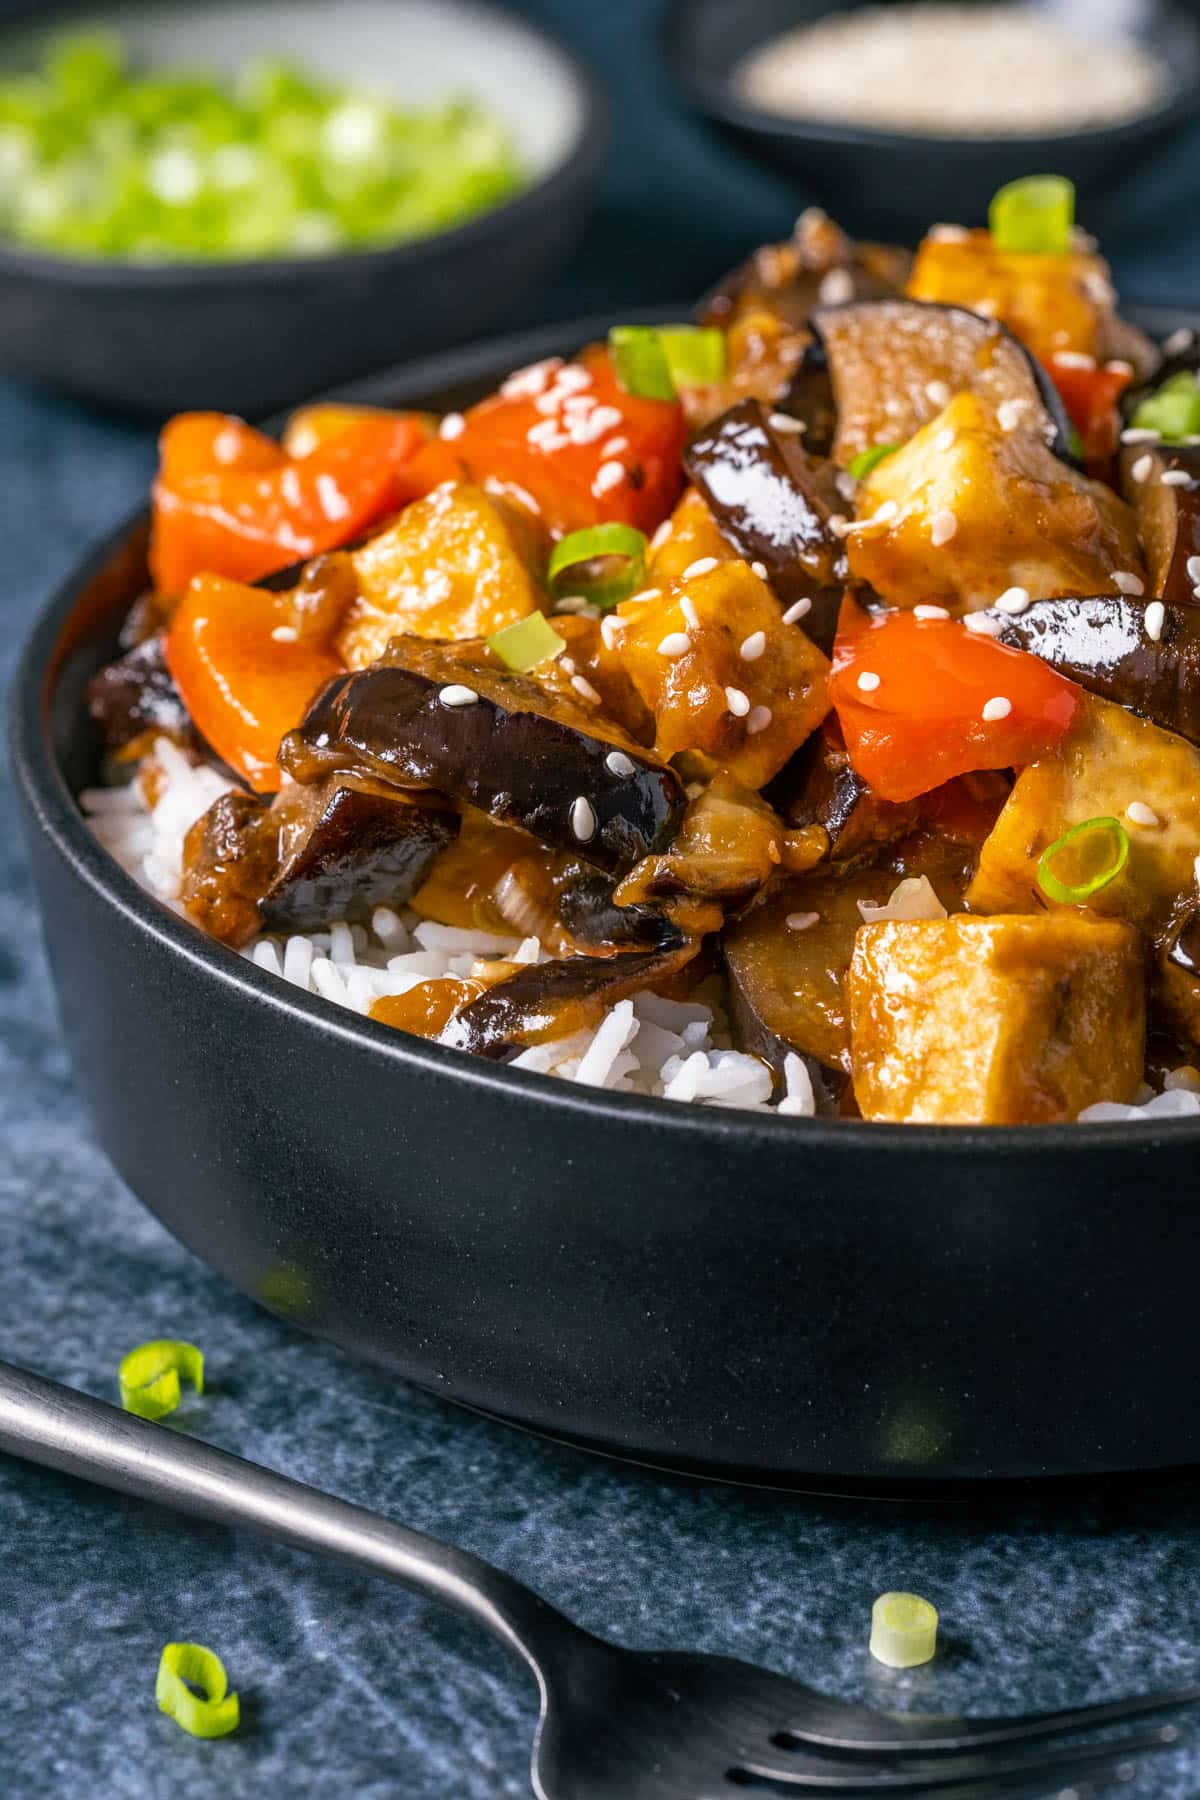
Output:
[
  {"xmin": 600, "ymin": 435, "xmax": 629, "ymax": 458},
  {"xmin": 929, "ymin": 508, "xmax": 958, "ymax": 545},
  {"xmin": 650, "ymin": 520, "xmax": 673, "ymax": 551},
  {"xmin": 836, "ymin": 470, "xmax": 858, "ymax": 503},
  {"xmin": 556, "ymin": 364, "xmax": 593, "ymax": 394},
  {"xmin": 856, "ymin": 670, "xmax": 881, "ymax": 692},
  {"xmin": 933, "ymin": 426, "xmax": 957, "ymax": 452},
  {"xmin": 1165, "ymin": 327, "xmax": 1196, "ymax": 357},
  {"xmin": 1113, "ymin": 571, "xmax": 1144, "ymax": 595},
  {"xmin": 500, "ymin": 356, "xmax": 561, "ymax": 399},
  {"xmin": 929, "ymin": 223, "xmax": 969, "ymax": 242},
  {"xmin": 439, "ymin": 684, "xmax": 478, "ymax": 707},
  {"xmin": 1121, "ymin": 427, "xmax": 1160, "ymax": 445},
  {"xmin": 786, "ymin": 911, "xmax": 820, "ymax": 931},
  {"xmin": 553, "ymin": 595, "xmax": 595, "ymax": 616},
  {"xmin": 1144, "ymin": 600, "xmax": 1166, "ymax": 642},
  {"xmin": 739, "ymin": 630, "xmax": 767, "ymax": 661},
  {"xmin": 964, "ymin": 611, "xmax": 1004, "ymax": 636},
  {"xmin": 1162, "ymin": 469, "xmax": 1195, "ymax": 487},
  {"xmin": 270, "ymin": 624, "xmax": 299, "ymax": 642},
  {"xmin": 571, "ymin": 675, "xmax": 602, "ymax": 705},
  {"xmin": 782, "ymin": 597, "xmax": 813, "ymax": 625},
  {"xmin": 1194, "ymin": 853, "xmax": 1200, "ymax": 888},
  {"xmin": 592, "ymin": 460, "xmax": 626, "ymax": 496},
  {"xmin": 1052, "ymin": 350, "xmax": 1096, "ymax": 370},
  {"xmin": 570, "ymin": 795, "xmax": 597, "ymax": 842},
  {"xmin": 995, "ymin": 585, "xmax": 1031, "ymax": 614},
  {"xmin": 829, "ymin": 513, "xmax": 851, "ymax": 537},
  {"xmin": 1130, "ymin": 453, "xmax": 1156, "ymax": 483},
  {"xmin": 725, "ymin": 685, "xmax": 751, "ymax": 717},
  {"xmin": 559, "ymin": 656, "xmax": 576, "ymax": 675},
  {"xmin": 924, "ymin": 379, "xmax": 952, "ymax": 408},
  {"xmin": 849, "ymin": 499, "xmax": 899, "ymax": 533},
  {"xmin": 913, "ymin": 604, "xmax": 951, "ymax": 620},
  {"xmin": 605, "ymin": 750, "xmax": 636, "ymax": 777},
  {"xmin": 768, "ymin": 412, "xmax": 805, "ymax": 434},
  {"xmin": 1125, "ymin": 800, "xmax": 1160, "ymax": 827},
  {"xmin": 682, "ymin": 556, "xmax": 719, "ymax": 579},
  {"xmin": 818, "ymin": 267, "xmax": 855, "ymax": 305},
  {"xmin": 996, "ymin": 399, "xmax": 1025, "ymax": 433},
  {"xmin": 600, "ymin": 615, "xmax": 622, "ymax": 651},
  {"xmin": 527, "ymin": 419, "xmax": 570, "ymax": 450},
  {"xmin": 746, "ymin": 704, "xmax": 773, "ymax": 735},
  {"xmin": 657, "ymin": 633, "xmax": 691, "ymax": 658},
  {"xmin": 1188, "ymin": 556, "xmax": 1200, "ymax": 584},
  {"xmin": 439, "ymin": 411, "xmax": 466, "ymax": 440},
  {"xmin": 626, "ymin": 587, "xmax": 662, "ymax": 606},
  {"xmin": 751, "ymin": 560, "xmax": 769, "ymax": 580},
  {"xmin": 981, "ymin": 695, "xmax": 1012, "ymax": 722},
  {"xmin": 680, "ymin": 596, "xmax": 701, "ymax": 630}
]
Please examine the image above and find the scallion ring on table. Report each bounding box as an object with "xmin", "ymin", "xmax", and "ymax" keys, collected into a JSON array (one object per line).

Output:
[
  {"xmin": 156, "ymin": 1642, "xmax": 240, "ymax": 1739},
  {"xmin": 118, "ymin": 1339, "xmax": 204, "ymax": 1420}
]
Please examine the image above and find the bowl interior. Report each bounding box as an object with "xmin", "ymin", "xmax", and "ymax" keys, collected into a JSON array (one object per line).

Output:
[{"xmin": 0, "ymin": 0, "xmax": 586, "ymax": 180}]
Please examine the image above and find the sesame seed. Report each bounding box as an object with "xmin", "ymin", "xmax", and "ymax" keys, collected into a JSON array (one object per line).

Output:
[
  {"xmin": 836, "ymin": 470, "xmax": 858, "ymax": 502},
  {"xmin": 1162, "ymin": 470, "xmax": 1194, "ymax": 487},
  {"xmin": 650, "ymin": 520, "xmax": 673, "ymax": 551},
  {"xmin": 1165, "ymin": 327, "xmax": 1196, "ymax": 357},
  {"xmin": 782, "ymin": 597, "xmax": 813, "ymax": 625},
  {"xmin": 739, "ymin": 630, "xmax": 767, "ymax": 661},
  {"xmin": 725, "ymin": 685, "xmax": 751, "ymax": 717},
  {"xmin": 1052, "ymin": 350, "xmax": 1096, "ymax": 370},
  {"xmin": 746, "ymin": 704, "xmax": 773, "ymax": 735},
  {"xmin": 1125, "ymin": 800, "xmax": 1160, "ymax": 827},
  {"xmin": 851, "ymin": 499, "xmax": 899, "ymax": 533},
  {"xmin": 930, "ymin": 507, "xmax": 958, "ymax": 545},
  {"xmin": 270, "ymin": 624, "xmax": 299, "ymax": 642},
  {"xmin": 553, "ymin": 595, "xmax": 595, "ymax": 616},
  {"xmin": 857, "ymin": 670, "xmax": 881, "ymax": 692},
  {"xmin": 627, "ymin": 587, "xmax": 662, "ymax": 605},
  {"xmin": 605, "ymin": 750, "xmax": 636, "ymax": 777},
  {"xmin": 1188, "ymin": 555, "xmax": 1200, "ymax": 584},
  {"xmin": 964, "ymin": 611, "xmax": 1004, "ymax": 636},
  {"xmin": 682, "ymin": 556, "xmax": 719, "ymax": 579},
  {"xmin": 1194, "ymin": 853, "xmax": 1200, "ymax": 888},
  {"xmin": 1144, "ymin": 600, "xmax": 1165, "ymax": 642},
  {"xmin": 680, "ymin": 596, "xmax": 701, "ymax": 630},
  {"xmin": 786, "ymin": 911, "xmax": 820, "ymax": 930},
  {"xmin": 601, "ymin": 435, "xmax": 629, "ymax": 458},
  {"xmin": 556, "ymin": 364, "xmax": 593, "ymax": 394},
  {"xmin": 996, "ymin": 399, "xmax": 1025, "ymax": 433},
  {"xmin": 818, "ymin": 267, "xmax": 855, "ymax": 305},
  {"xmin": 1131, "ymin": 453, "xmax": 1155, "ymax": 484},
  {"xmin": 570, "ymin": 795, "xmax": 597, "ymax": 842},
  {"xmin": 439, "ymin": 411, "xmax": 466, "ymax": 440},
  {"xmin": 934, "ymin": 426, "xmax": 957, "ymax": 451},
  {"xmin": 995, "ymin": 585, "xmax": 1031, "ymax": 614},
  {"xmin": 559, "ymin": 656, "xmax": 576, "ymax": 675},
  {"xmin": 981, "ymin": 695, "xmax": 1012, "ymax": 722},
  {"xmin": 439, "ymin": 684, "xmax": 478, "ymax": 707},
  {"xmin": 571, "ymin": 675, "xmax": 601, "ymax": 705},
  {"xmin": 527, "ymin": 419, "xmax": 570, "ymax": 451},
  {"xmin": 600, "ymin": 615, "xmax": 622, "ymax": 651},
  {"xmin": 768, "ymin": 412, "xmax": 805, "ymax": 434},
  {"xmin": 657, "ymin": 632, "xmax": 691, "ymax": 657},
  {"xmin": 1113, "ymin": 570, "xmax": 1144, "ymax": 595},
  {"xmin": 929, "ymin": 223, "xmax": 969, "ymax": 243},
  {"xmin": 751, "ymin": 560, "xmax": 769, "ymax": 580},
  {"xmin": 500, "ymin": 356, "xmax": 560, "ymax": 399},
  {"xmin": 592, "ymin": 460, "xmax": 626, "ymax": 496},
  {"xmin": 1121, "ymin": 427, "xmax": 1160, "ymax": 445},
  {"xmin": 829, "ymin": 513, "xmax": 851, "ymax": 537},
  {"xmin": 924, "ymin": 379, "xmax": 952, "ymax": 408},
  {"xmin": 913, "ymin": 604, "xmax": 951, "ymax": 620}
]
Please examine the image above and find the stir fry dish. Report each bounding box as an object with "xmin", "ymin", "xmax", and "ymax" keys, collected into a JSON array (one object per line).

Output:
[{"xmin": 83, "ymin": 177, "xmax": 1200, "ymax": 1126}]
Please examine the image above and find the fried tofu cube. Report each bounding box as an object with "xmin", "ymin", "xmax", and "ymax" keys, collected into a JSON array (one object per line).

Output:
[
  {"xmin": 848, "ymin": 913, "xmax": 1145, "ymax": 1124},
  {"xmin": 615, "ymin": 558, "xmax": 830, "ymax": 787},
  {"xmin": 647, "ymin": 487, "xmax": 734, "ymax": 587},
  {"xmin": 337, "ymin": 481, "xmax": 545, "ymax": 667},
  {"xmin": 968, "ymin": 693, "xmax": 1200, "ymax": 940},
  {"xmin": 907, "ymin": 230, "xmax": 1107, "ymax": 365},
  {"xmin": 847, "ymin": 392, "xmax": 1143, "ymax": 613}
]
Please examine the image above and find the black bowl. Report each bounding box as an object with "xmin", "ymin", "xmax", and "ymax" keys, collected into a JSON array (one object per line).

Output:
[
  {"xmin": 0, "ymin": 0, "xmax": 608, "ymax": 416},
  {"xmin": 13, "ymin": 307, "xmax": 1200, "ymax": 1491},
  {"xmin": 661, "ymin": 0, "xmax": 1200, "ymax": 243}
]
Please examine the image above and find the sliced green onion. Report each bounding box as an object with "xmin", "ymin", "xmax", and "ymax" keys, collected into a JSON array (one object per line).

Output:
[
  {"xmin": 870, "ymin": 1592, "xmax": 938, "ymax": 1669},
  {"xmin": 119, "ymin": 1339, "xmax": 204, "ymax": 1421},
  {"xmin": 548, "ymin": 523, "xmax": 647, "ymax": 612},
  {"xmin": 157, "ymin": 1642, "xmax": 240, "ymax": 1739},
  {"xmin": 1037, "ymin": 816, "xmax": 1129, "ymax": 905},
  {"xmin": 609, "ymin": 324, "xmax": 725, "ymax": 399},
  {"xmin": 848, "ymin": 443, "xmax": 898, "ymax": 480},
  {"xmin": 1131, "ymin": 372, "xmax": 1200, "ymax": 442},
  {"xmin": 487, "ymin": 611, "xmax": 566, "ymax": 673},
  {"xmin": 989, "ymin": 175, "xmax": 1075, "ymax": 255}
]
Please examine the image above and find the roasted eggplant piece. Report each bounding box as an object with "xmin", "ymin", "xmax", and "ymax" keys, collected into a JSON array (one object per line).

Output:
[
  {"xmin": 180, "ymin": 790, "xmax": 277, "ymax": 948},
  {"xmin": 1119, "ymin": 442, "xmax": 1200, "ymax": 605},
  {"xmin": 812, "ymin": 299, "xmax": 1073, "ymax": 465},
  {"xmin": 614, "ymin": 773, "xmax": 788, "ymax": 927},
  {"xmin": 437, "ymin": 945, "xmax": 696, "ymax": 1059},
  {"xmin": 724, "ymin": 973, "xmax": 848, "ymax": 1115},
  {"xmin": 87, "ymin": 634, "xmax": 196, "ymax": 758},
  {"xmin": 699, "ymin": 210, "xmax": 910, "ymax": 333},
  {"xmin": 281, "ymin": 639, "xmax": 685, "ymax": 880},
  {"xmin": 766, "ymin": 725, "xmax": 920, "ymax": 864},
  {"xmin": 555, "ymin": 868, "xmax": 684, "ymax": 954}
]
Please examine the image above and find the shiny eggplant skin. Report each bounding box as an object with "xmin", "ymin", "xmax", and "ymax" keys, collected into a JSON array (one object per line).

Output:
[
  {"xmin": 982, "ymin": 593, "xmax": 1200, "ymax": 747},
  {"xmin": 698, "ymin": 224, "xmax": 910, "ymax": 334},
  {"xmin": 282, "ymin": 644, "xmax": 685, "ymax": 879},
  {"xmin": 766, "ymin": 728, "xmax": 919, "ymax": 863},
  {"xmin": 1119, "ymin": 442, "xmax": 1200, "ymax": 605},
  {"xmin": 556, "ymin": 867, "xmax": 684, "ymax": 953},
  {"xmin": 262, "ymin": 779, "xmax": 459, "ymax": 934},
  {"xmin": 723, "ymin": 967, "xmax": 848, "ymax": 1115},
  {"xmin": 438, "ymin": 946, "xmax": 692, "ymax": 1059},
  {"xmin": 86, "ymin": 634, "xmax": 194, "ymax": 755}
]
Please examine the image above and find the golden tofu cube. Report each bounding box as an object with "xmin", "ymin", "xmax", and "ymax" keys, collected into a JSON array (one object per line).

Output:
[
  {"xmin": 647, "ymin": 487, "xmax": 734, "ymax": 587},
  {"xmin": 968, "ymin": 693, "xmax": 1200, "ymax": 940},
  {"xmin": 848, "ymin": 392, "xmax": 1142, "ymax": 613},
  {"xmin": 848, "ymin": 913, "xmax": 1145, "ymax": 1124},
  {"xmin": 337, "ymin": 481, "xmax": 545, "ymax": 668},
  {"xmin": 615, "ymin": 559, "xmax": 830, "ymax": 788},
  {"xmin": 907, "ymin": 230, "xmax": 1105, "ymax": 364}
]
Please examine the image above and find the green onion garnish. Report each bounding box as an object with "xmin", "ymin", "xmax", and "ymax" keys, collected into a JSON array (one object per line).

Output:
[
  {"xmin": 609, "ymin": 325, "xmax": 725, "ymax": 399},
  {"xmin": 869, "ymin": 1592, "xmax": 938, "ymax": 1669},
  {"xmin": 848, "ymin": 444, "xmax": 898, "ymax": 480},
  {"xmin": 1131, "ymin": 370, "xmax": 1200, "ymax": 442},
  {"xmin": 548, "ymin": 523, "xmax": 648, "ymax": 612},
  {"xmin": 119, "ymin": 1339, "xmax": 204, "ymax": 1421},
  {"xmin": 157, "ymin": 1643, "xmax": 240, "ymax": 1739},
  {"xmin": 487, "ymin": 611, "xmax": 566, "ymax": 673},
  {"xmin": 1037, "ymin": 816, "xmax": 1130, "ymax": 905},
  {"xmin": 989, "ymin": 175, "xmax": 1075, "ymax": 255}
]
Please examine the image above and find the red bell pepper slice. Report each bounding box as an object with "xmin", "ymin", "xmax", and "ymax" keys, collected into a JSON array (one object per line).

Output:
[
  {"xmin": 1043, "ymin": 355, "xmax": 1133, "ymax": 465},
  {"xmin": 829, "ymin": 599, "xmax": 1080, "ymax": 802}
]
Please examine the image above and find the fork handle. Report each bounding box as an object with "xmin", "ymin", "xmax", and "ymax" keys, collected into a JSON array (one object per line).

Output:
[{"xmin": 0, "ymin": 1358, "xmax": 583, "ymax": 1681}]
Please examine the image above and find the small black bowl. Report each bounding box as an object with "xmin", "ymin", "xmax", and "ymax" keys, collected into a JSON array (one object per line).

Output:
[
  {"xmin": 661, "ymin": 0, "xmax": 1200, "ymax": 243},
  {"xmin": 13, "ymin": 307, "xmax": 1200, "ymax": 1492},
  {"xmin": 0, "ymin": 0, "xmax": 608, "ymax": 416}
]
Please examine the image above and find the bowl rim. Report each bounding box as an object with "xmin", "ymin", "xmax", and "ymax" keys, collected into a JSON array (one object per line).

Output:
[
  {"xmin": 11, "ymin": 307, "xmax": 1200, "ymax": 1157},
  {"xmin": 0, "ymin": 0, "xmax": 610, "ymax": 287},
  {"xmin": 658, "ymin": 0, "xmax": 1200, "ymax": 154}
]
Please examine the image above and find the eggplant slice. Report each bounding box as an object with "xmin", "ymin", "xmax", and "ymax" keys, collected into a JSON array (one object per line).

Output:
[
  {"xmin": 1119, "ymin": 442, "xmax": 1200, "ymax": 606},
  {"xmin": 812, "ymin": 299, "xmax": 1074, "ymax": 465},
  {"xmin": 699, "ymin": 211, "xmax": 911, "ymax": 334},
  {"xmin": 87, "ymin": 634, "xmax": 196, "ymax": 757},
  {"xmin": 281, "ymin": 639, "xmax": 686, "ymax": 879},
  {"xmin": 766, "ymin": 728, "xmax": 920, "ymax": 864}
]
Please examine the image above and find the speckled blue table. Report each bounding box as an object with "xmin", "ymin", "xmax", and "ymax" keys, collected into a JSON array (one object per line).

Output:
[{"xmin": 6, "ymin": 5, "xmax": 1200, "ymax": 1795}]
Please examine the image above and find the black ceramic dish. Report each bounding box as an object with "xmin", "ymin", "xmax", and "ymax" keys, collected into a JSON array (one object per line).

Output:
[
  {"xmin": 0, "ymin": 0, "xmax": 607, "ymax": 416},
  {"xmin": 661, "ymin": 0, "xmax": 1200, "ymax": 242},
  {"xmin": 13, "ymin": 306, "xmax": 1200, "ymax": 1493}
]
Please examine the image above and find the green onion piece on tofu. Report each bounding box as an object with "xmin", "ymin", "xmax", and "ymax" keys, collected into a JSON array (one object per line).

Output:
[
  {"xmin": 609, "ymin": 325, "xmax": 725, "ymax": 399},
  {"xmin": 1131, "ymin": 371, "xmax": 1200, "ymax": 442},
  {"xmin": 548, "ymin": 523, "xmax": 648, "ymax": 612},
  {"xmin": 848, "ymin": 444, "xmax": 898, "ymax": 480},
  {"xmin": 119, "ymin": 1339, "xmax": 204, "ymax": 1421},
  {"xmin": 870, "ymin": 1592, "xmax": 938, "ymax": 1668},
  {"xmin": 657, "ymin": 325, "xmax": 726, "ymax": 388},
  {"xmin": 157, "ymin": 1643, "xmax": 240, "ymax": 1739},
  {"xmin": 1037, "ymin": 816, "xmax": 1130, "ymax": 905},
  {"xmin": 989, "ymin": 175, "xmax": 1075, "ymax": 255},
  {"xmin": 487, "ymin": 611, "xmax": 566, "ymax": 673}
]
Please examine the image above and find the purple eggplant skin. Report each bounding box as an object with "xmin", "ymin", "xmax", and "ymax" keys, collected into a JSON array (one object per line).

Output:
[
  {"xmin": 723, "ymin": 970, "xmax": 848, "ymax": 1116},
  {"xmin": 437, "ymin": 946, "xmax": 694, "ymax": 1060},
  {"xmin": 260, "ymin": 778, "xmax": 458, "ymax": 934},
  {"xmin": 1119, "ymin": 442, "xmax": 1200, "ymax": 606},
  {"xmin": 87, "ymin": 634, "xmax": 195, "ymax": 755},
  {"xmin": 281, "ymin": 649, "xmax": 686, "ymax": 880},
  {"xmin": 980, "ymin": 593, "xmax": 1200, "ymax": 749},
  {"xmin": 556, "ymin": 868, "xmax": 684, "ymax": 954},
  {"xmin": 697, "ymin": 225, "xmax": 911, "ymax": 335},
  {"xmin": 766, "ymin": 729, "xmax": 920, "ymax": 863}
]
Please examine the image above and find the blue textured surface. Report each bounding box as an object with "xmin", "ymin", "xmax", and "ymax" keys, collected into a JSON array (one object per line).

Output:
[{"xmin": 5, "ymin": 4, "xmax": 1200, "ymax": 1795}]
